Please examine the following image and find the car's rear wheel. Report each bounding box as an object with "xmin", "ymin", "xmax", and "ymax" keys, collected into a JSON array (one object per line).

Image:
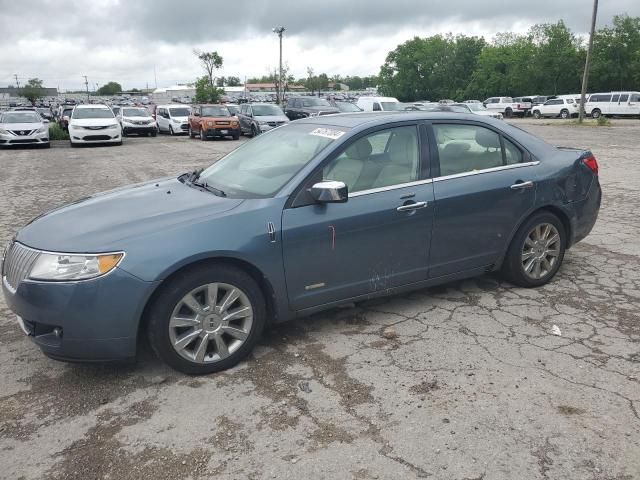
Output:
[
  {"xmin": 200, "ymin": 128, "xmax": 207, "ymax": 141},
  {"xmin": 502, "ymin": 212, "xmax": 566, "ymax": 287},
  {"xmin": 533, "ymin": 110, "xmax": 541, "ymax": 119},
  {"xmin": 560, "ymin": 109, "xmax": 570, "ymax": 119},
  {"xmin": 147, "ymin": 264, "xmax": 266, "ymax": 375},
  {"xmin": 591, "ymin": 108, "xmax": 601, "ymax": 119},
  {"xmin": 150, "ymin": 130, "xmax": 157, "ymax": 137},
  {"xmin": 505, "ymin": 108, "xmax": 513, "ymax": 118},
  {"xmin": 189, "ymin": 126, "xmax": 196, "ymax": 138},
  {"xmin": 169, "ymin": 125, "xmax": 175, "ymax": 136},
  {"xmin": 251, "ymin": 125, "xmax": 258, "ymax": 137}
]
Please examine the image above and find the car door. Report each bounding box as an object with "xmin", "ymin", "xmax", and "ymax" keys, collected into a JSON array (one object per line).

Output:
[
  {"xmin": 428, "ymin": 122, "xmax": 537, "ymax": 278},
  {"xmin": 157, "ymin": 108, "xmax": 166, "ymax": 131},
  {"xmin": 238, "ymin": 105, "xmax": 248, "ymax": 132},
  {"xmin": 281, "ymin": 123, "xmax": 434, "ymax": 311},
  {"xmin": 627, "ymin": 93, "xmax": 640, "ymax": 116},
  {"xmin": 616, "ymin": 93, "xmax": 630, "ymax": 116}
]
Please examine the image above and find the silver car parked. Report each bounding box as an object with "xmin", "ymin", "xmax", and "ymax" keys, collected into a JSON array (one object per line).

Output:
[{"xmin": 0, "ymin": 111, "xmax": 50, "ymax": 148}]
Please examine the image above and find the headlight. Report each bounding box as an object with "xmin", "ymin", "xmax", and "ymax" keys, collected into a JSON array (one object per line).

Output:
[
  {"xmin": 207, "ymin": 121, "xmax": 214, "ymax": 127},
  {"xmin": 0, "ymin": 128, "xmax": 9, "ymax": 135},
  {"xmin": 29, "ymin": 252, "xmax": 124, "ymax": 281},
  {"xmin": 107, "ymin": 124, "xmax": 119, "ymax": 129},
  {"xmin": 258, "ymin": 121, "xmax": 268, "ymax": 125},
  {"xmin": 37, "ymin": 125, "xmax": 48, "ymax": 133},
  {"xmin": 172, "ymin": 118, "xmax": 181, "ymax": 124}
]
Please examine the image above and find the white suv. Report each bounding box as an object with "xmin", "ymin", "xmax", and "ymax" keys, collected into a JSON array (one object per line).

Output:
[
  {"xmin": 531, "ymin": 97, "xmax": 578, "ymax": 119},
  {"xmin": 156, "ymin": 105, "xmax": 190, "ymax": 135},
  {"xmin": 68, "ymin": 104, "xmax": 122, "ymax": 147},
  {"xmin": 585, "ymin": 91, "xmax": 640, "ymax": 118},
  {"xmin": 483, "ymin": 97, "xmax": 519, "ymax": 117}
]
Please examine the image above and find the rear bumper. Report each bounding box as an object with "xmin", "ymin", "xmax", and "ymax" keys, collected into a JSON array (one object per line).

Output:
[
  {"xmin": 569, "ymin": 178, "xmax": 601, "ymax": 247},
  {"xmin": 2, "ymin": 267, "xmax": 157, "ymax": 362}
]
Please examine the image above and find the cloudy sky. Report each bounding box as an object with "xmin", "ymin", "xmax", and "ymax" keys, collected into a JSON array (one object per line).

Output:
[{"xmin": 1, "ymin": 0, "xmax": 639, "ymax": 91}]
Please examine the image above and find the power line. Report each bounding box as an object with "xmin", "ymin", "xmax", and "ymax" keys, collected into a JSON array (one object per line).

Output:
[
  {"xmin": 83, "ymin": 75, "xmax": 89, "ymax": 102},
  {"xmin": 14, "ymin": 74, "xmax": 20, "ymax": 89}
]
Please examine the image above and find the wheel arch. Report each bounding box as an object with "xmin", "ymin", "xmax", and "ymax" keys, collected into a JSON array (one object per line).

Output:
[
  {"xmin": 495, "ymin": 205, "xmax": 572, "ymax": 270},
  {"xmin": 137, "ymin": 256, "xmax": 278, "ymax": 343}
]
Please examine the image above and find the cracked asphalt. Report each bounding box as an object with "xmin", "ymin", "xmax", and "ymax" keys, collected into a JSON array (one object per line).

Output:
[{"xmin": 0, "ymin": 120, "xmax": 638, "ymax": 480}]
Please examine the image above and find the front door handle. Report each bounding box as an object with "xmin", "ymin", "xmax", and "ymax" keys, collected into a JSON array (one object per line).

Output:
[
  {"xmin": 397, "ymin": 201, "xmax": 428, "ymax": 212},
  {"xmin": 510, "ymin": 180, "xmax": 535, "ymax": 190}
]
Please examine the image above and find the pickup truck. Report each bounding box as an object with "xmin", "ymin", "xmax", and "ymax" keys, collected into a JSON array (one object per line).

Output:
[
  {"xmin": 284, "ymin": 97, "xmax": 339, "ymax": 120},
  {"xmin": 188, "ymin": 104, "xmax": 240, "ymax": 140},
  {"xmin": 236, "ymin": 103, "xmax": 289, "ymax": 137},
  {"xmin": 483, "ymin": 97, "xmax": 523, "ymax": 118}
]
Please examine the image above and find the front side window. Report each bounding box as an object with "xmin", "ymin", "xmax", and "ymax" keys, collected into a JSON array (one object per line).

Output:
[
  {"xmin": 630, "ymin": 94, "xmax": 639, "ymax": 102},
  {"xmin": 619, "ymin": 94, "xmax": 629, "ymax": 102},
  {"xmin": 434, "ymin": 124, "xmax": 516, "ymax": 176},
  {"xmin": 323, "ymin": 126, "xmax": 419, "ymax": 193},
  {"xmin": 372, "ymin": 102, "xmax": 381, "ymax": 111},
  {"xmin": 198, "ymin": 124, "xmax": 341, "ymax": 198},
  {"xmin": 611, "ymin": 94, "xmax": 620, "ymax": 103}
]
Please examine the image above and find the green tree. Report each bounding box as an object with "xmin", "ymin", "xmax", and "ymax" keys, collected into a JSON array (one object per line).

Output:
[
  {"xmin": 97, "ymin": 81, "xmax": 122, "ymax": 96},
  {"xmin": 591, "ymin": 15, "xmax": 640, "ymax": 91},
  {"xmin": 194, "ymin": 76, "xmax": 223, "ymax": 103},
  {"xmin": 226, "ymin": 76, "xmax": 241, "ymax": 87},
  {"xmin": 21, "ymin": 78, "xmax": 45, "ymax": 104},
  {"xmin": 194, "ymin": 50, "xmax": 223, "ymax": 89}
]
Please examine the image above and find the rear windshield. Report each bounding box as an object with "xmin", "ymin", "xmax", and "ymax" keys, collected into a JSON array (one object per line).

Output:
[
  {"xmin": 302, "ymin": 98, "xmax": 331, "ymax": 107},
  {"xmin": 72, "ymin": 108, "xmax": 115, "ymax": 119},
  {"xmin": 381, "ymin": 102, "xmax": 404, "ymax": 111},
  {"xmin": 252, "ymin": 105, "xmax": 284, "ymax": 116}
]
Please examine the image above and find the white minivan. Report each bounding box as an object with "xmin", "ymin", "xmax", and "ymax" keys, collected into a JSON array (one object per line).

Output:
[
  {"xmin": 584, "ymin": 92, "xmax": 640, "ymax": 118},
  {"xmin": 156, "ymin": 104, "xmax": 191, "ymax": 135},
  {"xmin": 356, "ymin": 96, "xmax": 402, "ymax": 112}
]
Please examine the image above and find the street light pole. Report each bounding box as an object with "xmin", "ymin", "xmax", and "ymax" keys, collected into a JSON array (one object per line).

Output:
[
  {"xmin": 579, "ymin": 0, "xmax": 598, "ymax": 123},
  {"xmin": 272, "ymin": 26, "xmax": 285, "ymax": 105}
]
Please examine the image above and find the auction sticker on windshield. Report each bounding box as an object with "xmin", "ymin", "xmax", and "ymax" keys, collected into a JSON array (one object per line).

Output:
[{"xmin": 309, "ymin": 128, "xmax": 345, "ymax": 140}]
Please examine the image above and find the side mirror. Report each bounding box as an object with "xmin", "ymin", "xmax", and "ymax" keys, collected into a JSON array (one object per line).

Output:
[{"xmin": 309, "ymin": 181, "xmax": 348, "ymax": 203}]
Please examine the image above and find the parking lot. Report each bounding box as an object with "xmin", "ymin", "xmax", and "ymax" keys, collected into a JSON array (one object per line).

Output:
[{"xmin": 0, "ymin": 121, "xmax": 639, "ymax": 480}]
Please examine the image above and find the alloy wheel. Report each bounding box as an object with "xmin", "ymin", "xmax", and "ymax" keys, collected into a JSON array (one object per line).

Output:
[
  {"xmin": 168, "ymin": 282, "xmax": 254, "ymax": 364},
  {"xmin": 521, "ymin": 223, "xmax": 561, "ymax": 280}
]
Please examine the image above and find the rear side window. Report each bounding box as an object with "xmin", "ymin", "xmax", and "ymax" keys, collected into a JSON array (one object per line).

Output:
[
  {"xmin": 590, "ymin": 94, "xmax": 612, "ymax": 102},
  {"xmin": 611, "ymin": 94, "xmax": 620, "ymax": 102},
  {"xmin": 433, "ymin": 124, "xmax": 522, "ymax": 176},
  {"xmin": 372, "ymin": 102, "xmax": 381, "ymax": 111},
  {"xmin": 619, "ymin": 94, "xmax": 629, "ymax": 102}
]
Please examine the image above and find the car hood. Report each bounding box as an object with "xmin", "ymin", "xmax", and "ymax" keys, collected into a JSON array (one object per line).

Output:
[
  {"xmin": 306, "ymin": 106, "xmax": 340, "ymax": 114},
  {"xmin": 122, "ymin": 116, "xmax": 154, "ymax": 122},
  {"xmin": 170, "ymin": 116, "xmax": 189, "ymax": 122},
  {"xmin": 16, "ymin": 178, "xmax": 244, "ymax": 252},
  {"xmin": 1, "ymin": 122, "xmax": 43, "ymax": 130},
  {"xmin": 70, "ymin": 117, "xmax": 119, "ymax": 127},
  {"xmin": 256, "ymin": 115, "xmax": 289, "ymax": 122}
]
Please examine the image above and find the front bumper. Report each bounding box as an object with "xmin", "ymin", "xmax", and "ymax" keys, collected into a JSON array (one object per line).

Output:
[
  {"xmin": 203, "ymin": 127, "xmax": 240, "ymax": 138},
  {"xmin": 69, "ymin": 128, "xmax": 121, "ymax": 143},
  {"xmin": 0, "ymin": 132, "xmax": 49, "ymax": 146},
  {"xmin": 1, "ymin": 266, "xmax": 157, "ymax": 362}
]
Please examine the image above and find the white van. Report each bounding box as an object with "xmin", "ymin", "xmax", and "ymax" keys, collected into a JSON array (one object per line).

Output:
[
  {"xmin": 156, "ymin": 104, "xmax": 191, "ymax": 135},
  {"xmin": 356, "ymin": 96, "xmax": 402, "ymax": 112},
  {"xmin": 584, "ymin": 92, "xmax": 640, "ymax": 118}
]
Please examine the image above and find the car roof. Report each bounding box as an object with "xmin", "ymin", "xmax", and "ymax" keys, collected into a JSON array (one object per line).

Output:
[
  {"xmin": 75, "ymin": 104, "xmax": 110, "ymax": 109},
  {"xmin": 248, "ymin": 103, "xmax": 278, "ymax": 106},
  {"xmin": 293, "ymin": 111, "xmax": 505, "ymax": 129}
]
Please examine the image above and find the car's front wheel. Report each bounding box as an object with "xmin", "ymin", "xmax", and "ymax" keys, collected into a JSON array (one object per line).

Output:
[
  {"xmin": 533, "ymin": 110, "xmax": 541, "ymax": 119},
  {"xmin": 502, "ymin": 212, "xmax": 566, "ymax": 288},
  {"xmin": 591, "ymin": 108, "xmax": 601, "ymax": 119},
  {"xmin": 147, "ymin": 264, "xmax": 266, "ymax": 375},
  {"xmin": 560, "ymin": 109, "xmax": 570, "ymax": 119}
]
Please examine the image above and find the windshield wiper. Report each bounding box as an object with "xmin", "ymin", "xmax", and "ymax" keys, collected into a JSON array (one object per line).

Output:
[{"xmin": 193, "ymin": 180, "xmax": 226, "ymax": 197}]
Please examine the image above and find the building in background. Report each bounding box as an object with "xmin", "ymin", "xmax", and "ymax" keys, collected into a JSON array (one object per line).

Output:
[{"xmin": 150, "ymin": 85, "xmax": 195, "ymax": 104}]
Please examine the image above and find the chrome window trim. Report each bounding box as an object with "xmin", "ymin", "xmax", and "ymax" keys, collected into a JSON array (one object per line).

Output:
[
  {"xmin": 348, "ymin": 178, "xmax": 434, "ymax": 198},
  {"xmin": 433, "ymin": 161, "xmax": 540, "ymax": 183}
]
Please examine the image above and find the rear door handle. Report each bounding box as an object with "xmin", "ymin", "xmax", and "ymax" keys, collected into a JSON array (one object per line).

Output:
[
  {"xmin": 397, "ymin": 201, "xmax": 428, "ymax": 212},
  {"xmin": 510, "ymin": 180, "xmax": 535, "ymax": 190}
]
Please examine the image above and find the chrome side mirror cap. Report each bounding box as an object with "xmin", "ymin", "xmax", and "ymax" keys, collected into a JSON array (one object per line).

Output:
[{"xmin": 309, "ymin": 181, "xmax": 348, "ymax": 203}]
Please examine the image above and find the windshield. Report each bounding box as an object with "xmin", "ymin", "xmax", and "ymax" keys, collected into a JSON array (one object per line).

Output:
[
  {"xmin": 169, "ymin": 107, "xmax": 190, "ymax": 117},
  {"xmin": 72, "ymin": 108, "xmax": 114, "ymax": 119},
  {"xmin": 335, "ymin": 102, "xmax": 361, "ymax": 112},
  {"xmin": 201, "ymin": 106, "xmax": 230, "ymax": 117},
  {"xmin": 1, "ymin": 112, "xmax": 41, "ymax": 123},
  {"xmin": 465, "ymin": 103, "xmax": 486, "ymax": 111},
  {"xmin": 122, "ymin": 108, "xmax": 149, "ymax": 117},
  {"xmin": 451, "ymin": 104, "xmax": 472, "ymax": 112},
  {"xmin": 197, "ymin": 124, "xmax": 343, "ymax": 198},
  {"xmin": 63, "ymin": 109, "xmax": 74, "ymax": 116},
  {"xmin": 226, "ymin": 105, "xmax": 239, "ymax": 115},
  {"xmin": 381, "ymin": 102, "xmax": 404, "ymax": 111},
  {"xmin": 252, "ymin": 105, "xmax": 284, "ymax": 116},
  {"xmin": 302, "ymin": 98, "xmax": 331, "ymax": 107}
]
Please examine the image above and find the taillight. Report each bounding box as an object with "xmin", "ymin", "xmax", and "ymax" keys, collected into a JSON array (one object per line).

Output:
[{"xmin": 582, "ymin": 155, "xmax": 599, "ymax": 175}]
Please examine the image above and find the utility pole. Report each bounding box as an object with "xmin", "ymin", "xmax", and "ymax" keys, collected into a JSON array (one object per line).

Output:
[
  {"xmin": 272, "ymin": 26, "xmax": 285, "ymax": 105},
  {"xmin": 14, "ymin": 74, "xmax": 20, "ymax": 90},
  {"xmin": 83, "ymin": 75, "xmax": 89, "ymax": 103},
  {"xmin": 579, "ymin": 0, "xmax": 598, "ymax": 123}
]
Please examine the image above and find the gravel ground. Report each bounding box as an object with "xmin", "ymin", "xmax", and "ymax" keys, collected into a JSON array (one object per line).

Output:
[{"xmin": 0, "ymin": 121, "xmax": 638, "ymax": 480}]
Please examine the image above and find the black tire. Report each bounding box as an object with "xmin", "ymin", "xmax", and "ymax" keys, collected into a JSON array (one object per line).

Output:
[
  {"xmin": 169, "ymin": 125, "xmax": 175, "ymax": 136},
  {"xmin": 115, "ymin": 140, "xmax": 123, "ymax": 146},
  {"xmin": 591, "ymin": 108, "xmax": 601, "ymax": 119},
  {"xmin": 189, "ymin": 126, "xmax": 196, "ymax": 139},
  {"xmin": 122, "ymin": 131, "xmax": 128, "ymax": 137},
  {"xmin": 251, "ymin": 125, "xmax": 258, "ymax": 137},
  {"xmin": 560, "ymin": 109, "xmax": 570, "ymax": 119},
  {"xmin": 232, "ymin": 132, "xmax": 240, "ymax": 140},
  {"xmin": 502, "ymin": 211, "xmax": 566, "ymax": 288},
  {"xmin": 533, "ymin": 110, "xmax": 541, "ymax": 119},
  {"xmin": 70, "ymin": 140, "xmax": 77, "ymax": 148},
  {"xmin": 146, "ymin": 264, "xmax": 266, "ymax": 375},
  {"xmin": 200, "ymin": 128, "xmax": 207, "ymax": 141},
  {"xmin": 42, "ymin": 142, "xmax": 51, "ymax": 149},
  {"xmin": 150, "ymin": 131, "xmax": 157, "ymax": 137},
  {"xmin": 505, "ymin": 108, "xmax": 513, "ymax": 118}
]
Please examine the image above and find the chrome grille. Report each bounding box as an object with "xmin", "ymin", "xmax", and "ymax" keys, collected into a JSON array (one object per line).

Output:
[{"xmin": 2, "ymin": 242, "xmax": 40, "ymax": 291}]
